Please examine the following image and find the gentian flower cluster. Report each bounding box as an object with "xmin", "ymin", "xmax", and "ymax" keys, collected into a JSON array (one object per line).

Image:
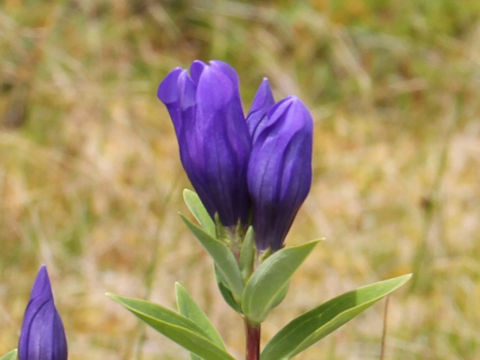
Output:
[
  {"xmin": 158, "ymin": 60, "xmax": 313, "ymax": 250},
  {"xmin": 18, "ymin": 265, "xmax": 68, "ymax": 360}
]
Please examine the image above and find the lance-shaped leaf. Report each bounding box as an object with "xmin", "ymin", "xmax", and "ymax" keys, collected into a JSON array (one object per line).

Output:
[
  {"xmin": 175, "ymin": 282, "xmax": 226, "ymax": 357},
  {"xmin": 242, "ymin": 240, "xmax": 320, "ymax": 323},
  {"xmin": 107, "ymin": 293, "xmax": 235, "ymax": 360},
  {"xmin": 261, "ymin": 274, "xmax": 412, "ymax": 360},
  {"xmin": 0, "ymin": 349, "xmax": 17, "ymax": 360},
  {"xmin": 215, "ymin": 265, "xmax": 243, "ymax": 314},
  {"xmin": 183, "ymin": 189, "xmax": 216, "ymax": 238},
  {"xmin": 181, "ymin": 214, "xmax": 244, "ymax": 301}
]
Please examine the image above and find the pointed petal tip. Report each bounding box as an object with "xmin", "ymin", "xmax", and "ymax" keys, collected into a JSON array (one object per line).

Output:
[
  {"xmin": 31, "ymin": 265, "xmax": 53, "ymax": 300},
  {"xmin": 248, "ymin": 78, "xmax": 275, "ymax": 119},
  {"xmin": 260, "ymin": 77, "xmax": 271, "ymax": 88},
  {"xmin": 259, "ymin": 77, "xmax": 273, "ymax": 92},
  {"xmin": 38, "ymin": 263, "xmax": 48, "ymax": 275},
  {"xmin": 37, "ymin": 265, "xmax": 50, "ymax": 285}
]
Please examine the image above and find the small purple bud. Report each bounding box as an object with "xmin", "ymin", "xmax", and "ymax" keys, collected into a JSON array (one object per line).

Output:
[
  {"xmin": 247, "ymin": 96, "xmax": 313, "ymax": 250},
  {"xmin": 158, "ymin": 60, "xmax": 251, "ymax": 226},
  {"xmin": 18, "ymin": 265, "xmax": 68, "ymax": 360}
]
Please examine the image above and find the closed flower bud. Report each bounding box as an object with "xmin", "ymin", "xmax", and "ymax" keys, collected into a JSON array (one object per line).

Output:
[
  {"xmin": 158, "ymin": 60, "xmax": 251, "ymax": 226},
  {"xmin": 18, "ymin": 265, "xmax": 67, "ymax": 360},
  {"xmin": 247, "ymin": 96, "xmax": 313, "ymax": 250}
]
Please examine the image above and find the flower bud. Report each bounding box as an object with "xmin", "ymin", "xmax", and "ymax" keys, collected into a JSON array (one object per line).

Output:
[
  {"xmin": 247, "ymin": 96, "xmax": 313, "ymax": 250},
  {"xmin": 18, "ymin": 265, "xmax": 67, "ymax": 360},
  {"xmin": 158, "ymin": 60, "xmax": 251, "ymax": 226}
]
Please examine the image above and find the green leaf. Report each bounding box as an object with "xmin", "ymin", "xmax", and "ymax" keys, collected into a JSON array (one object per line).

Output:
[
  {"xmin": 242, "ymin": 240, "xmax": 320, "ymax": 323},
  {"xmin": 261, "ymin": 274, "xmax": 412, "ymax": 360},
  {"xmin": 215, "ymin": 265, "xmax": 243, "ymax": 314},
  {"xmin": 188, "ymin": 349, "xmax": 202, "ymax": 360},
  {"xmin": 239, "ymin": 226, "xmax": 255, "ymax": 280},
  {"xmin": 107, "ymin": 293, "xmax": 235, "ymax": 360},
  {"xmin": 269, "ymin": 281, "xmax": 290, "ymax": 310},
  {"xmin": 0, "ymin": 349, "xmax": 17, "ymax": 360},
  {"xmin": 181, "ymin": 214, "xmax": 244, "ymax": 300},
  {"xmin": 183, "ymin": 189, "xmax": 216, "ymax": 237},
  {"xmin": 175, "ymin": 282, "xmax": 226, "ymax": 351}
]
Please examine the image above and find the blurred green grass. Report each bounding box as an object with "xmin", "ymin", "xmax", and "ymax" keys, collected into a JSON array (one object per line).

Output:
[{"xmin": 1, "ymin": 0, "xmax": 480, "ymax": 359}]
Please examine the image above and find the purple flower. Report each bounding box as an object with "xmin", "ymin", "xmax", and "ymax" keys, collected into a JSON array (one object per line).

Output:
[
  {"xmin": 247, "ymin": 87, "xmax": 313, "ymax": 250},
  {"xmin": 158, "ymin": 60, "xmax": 251, "ymax": 227},
  {"xmin": 18, "ymin": 265, "xmax": 67, "ymax": 360},
  {"xmin": 158, "ymin": 60, "xmax": 313, "ymax": 250}
]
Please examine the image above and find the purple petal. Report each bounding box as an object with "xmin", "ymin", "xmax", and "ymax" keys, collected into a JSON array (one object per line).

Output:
[
  {"xmin": 158, "ymin": 69, "xmax": 196, "ymax": 136},
  {"xmin": 193, "ymin": 64, "xmax": 251, "ymax": 225},
  {"xmin": 157, "ymin": 67, "xmax": 182, "ymax": 105},
  {"xmin": 189, "ymin": 60, "xmax": 207, "ymax": 84},
  {"xmin": 247, "ymin": 78, "xmax": 275, "ymax": 140}
]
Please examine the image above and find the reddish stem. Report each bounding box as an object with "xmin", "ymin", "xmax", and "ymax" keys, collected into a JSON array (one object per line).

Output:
[{"xmin": 245, "ymin": 319, "xmax": 261, "ymax": 360}]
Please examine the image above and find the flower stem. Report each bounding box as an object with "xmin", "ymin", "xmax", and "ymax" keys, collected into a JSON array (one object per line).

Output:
[{"xmin": 245, "ymin": 319, "xmax": 261, "ymax": 360}]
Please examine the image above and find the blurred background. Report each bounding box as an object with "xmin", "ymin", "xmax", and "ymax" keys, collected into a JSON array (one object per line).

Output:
[{"xmin": 1, "ymin": 0, "xmax": 479, "ymax": 359}]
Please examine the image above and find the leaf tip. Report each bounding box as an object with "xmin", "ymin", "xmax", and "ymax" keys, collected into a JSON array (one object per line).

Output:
[
  {"xmin": 301, "ymin": 238, "xmax": 322, "ymax": 250},
  {"xmin": 182, "ymin": 188, "xmax": 193, "ymax": 200},
  {"xmin": 175, "ymin": 282, "xmax": 185, "ymax": 292},
  {"xmin": 105, "ymin": 292, "xmax": 121, "ymax": 303},
  {"xmin": 399, "ymin": 273, "xmax": 413, "ymax": 283}
]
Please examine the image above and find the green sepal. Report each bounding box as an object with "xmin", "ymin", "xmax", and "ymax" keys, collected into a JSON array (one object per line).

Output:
[
  {"xmin": 180, "ymin": 214, "xmax": 244, "ymax": 301},
  {"xmin": 183, "ymin": 189, "xmax": 216, "ymax": 238},
  {"xmin": 242, "ymin": 240, "xmax": 320, "ymax": 323},
  {"xmin": 107, "ymin": 293, "xmax": 235, "ymax": 360},
  {"xmin": 175, "ymin": 282, "xmax": 226, "ymax": 352},
  {"xmin": 0, "ymin": 349, "xmax": 17, "ymax": 360},
  {"xmin": 214, "ymin": 213, "xmax": 228, "ymax": 242},
  {"xmin": 239, "ymin": 226, "xmax": 255, "ymax": 280},
  {"xmin": 261, "ymin": 274, "xmax": 412, "ymax": 360}
]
